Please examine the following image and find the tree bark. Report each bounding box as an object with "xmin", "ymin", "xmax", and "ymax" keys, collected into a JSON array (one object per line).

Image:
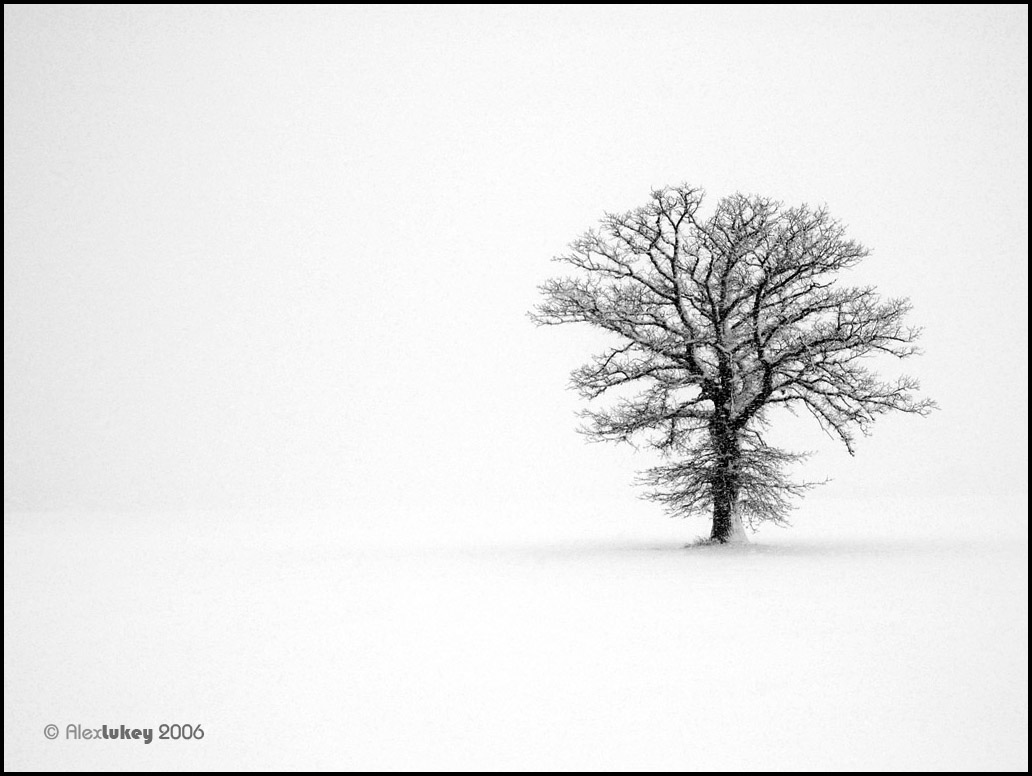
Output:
[
  {"xmin": 710, "ymin": 499, "xmax": 747, "ymax": 543},
  {"xmin": 709, "ymin": 420, "xmax": 748, "ymax": 543}
]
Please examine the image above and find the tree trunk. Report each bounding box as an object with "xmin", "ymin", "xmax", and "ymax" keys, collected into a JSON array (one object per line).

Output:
[
  {"xmin": 709, "ymin": 420, "xmax": 748, "ymax": 543},
  {"xmin": 710, "ymin": 496, "xmax": 748, "ymax": 543}
]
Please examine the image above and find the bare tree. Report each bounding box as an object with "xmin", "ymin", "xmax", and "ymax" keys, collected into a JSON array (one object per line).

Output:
[{"xmin": 532, "ymin": 185, "xmax": 935, "ymax": 543}]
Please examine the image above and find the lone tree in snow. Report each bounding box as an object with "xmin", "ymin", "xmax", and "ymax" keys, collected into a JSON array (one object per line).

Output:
[{"xmin": 532, "ymin": 185, "xmax": 935, "ymax": 543}]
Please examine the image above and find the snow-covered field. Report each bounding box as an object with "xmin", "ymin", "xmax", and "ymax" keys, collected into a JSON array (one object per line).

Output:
[{"xmin": 4, "ymin": 500, "xmax": 1027, "ymax": 771}]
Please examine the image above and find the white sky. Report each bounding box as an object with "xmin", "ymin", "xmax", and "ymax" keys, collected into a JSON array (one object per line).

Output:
[{"xmin": 4, "ymin": 5, "xmax": 1028, "ymax": 530}]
